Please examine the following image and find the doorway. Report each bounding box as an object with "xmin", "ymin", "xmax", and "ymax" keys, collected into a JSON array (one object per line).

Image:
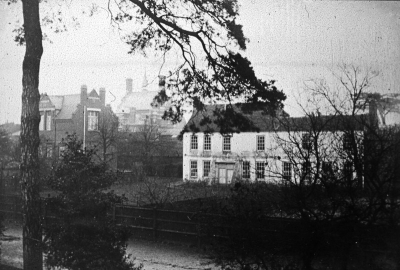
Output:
[{"xmin": 217, "ymin": 163, "xmax": 234, "ymax": 184}]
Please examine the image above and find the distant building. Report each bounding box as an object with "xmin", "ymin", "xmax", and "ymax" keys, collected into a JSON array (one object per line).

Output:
[
  {"xmin": 115, "ymin": 73, "xmax": 185, "ymax": 176},
  {"xmin": 116, "ymin": 74, "xmax": 185, "ymax": 136},
  {"xmin": 39, "ymin": 85, "xmax": 117, "ymax": 167}
]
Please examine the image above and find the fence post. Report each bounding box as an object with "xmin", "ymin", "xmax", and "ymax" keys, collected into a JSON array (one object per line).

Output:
[{"xmin": 153, "ymin": 207, "xmax": 158, "ymax": 242}]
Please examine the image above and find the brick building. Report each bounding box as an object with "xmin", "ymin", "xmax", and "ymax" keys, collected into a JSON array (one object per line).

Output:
[{"xmin": 39, "ymin": 85, "xmax": 117, "ymax": 167}]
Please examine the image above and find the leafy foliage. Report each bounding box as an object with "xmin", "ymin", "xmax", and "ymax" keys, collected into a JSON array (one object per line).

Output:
[{"xmin": 44, "ymin": 134, "xmax": 142, "ymax": 270}]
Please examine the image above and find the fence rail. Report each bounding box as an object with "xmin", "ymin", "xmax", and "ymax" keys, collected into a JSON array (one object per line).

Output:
[{"xmin": 0, "ymin": 194, "xmax": 302, "ymax": 246}]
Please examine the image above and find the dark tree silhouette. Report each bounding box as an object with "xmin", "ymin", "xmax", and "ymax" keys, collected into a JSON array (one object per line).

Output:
[
  {"xmin": 6, "ymin": 1, "xmax": 286, "ymax": 268},
  {"xmin": 93, "ymin": 106, "xmax": 119, "ymax": 167},
  {"xmin": 44, "ymin": 133, "xmax": 142, "ymax": 270}
]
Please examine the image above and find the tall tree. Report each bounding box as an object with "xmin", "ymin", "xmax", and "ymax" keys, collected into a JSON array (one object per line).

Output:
[
  {"xmin": 20, "ymin": 0, "xmax": 43, "ymax": 269},
  {"xmin": 6, "ymin": 0, "xmax": 286, "ymax": 268},
  {"xmin": 267, "ymin": 65, "xmax": 400, "ymax": 269}
]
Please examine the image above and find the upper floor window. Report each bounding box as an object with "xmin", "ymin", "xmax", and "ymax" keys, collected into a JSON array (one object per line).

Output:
[
  {"xmin": 282, "ymin": 162, "xmax": 292, "ymax": 182},
  {"xmin": 302, "ymin": 133, "xmax": 312, "ymax": 150},
  {"xmin": 257, "ymin": 135, "xmax": 265, "ymax": 151},
  {"xmin": 343, "ymin": 133, "xmax": 352, "ymax": 150},
  {"xmin": 190, "ymin": 160, "xmax": 198, "ymax": 178},
  {"xmin": 242, "ymin": 161, "xmax": 250, "ymax": 179},
  {"xmin": 88, "ymin": 111, "xmax": 99, "ymax": 131},
  {"xmin": 190, "ymin": 135, "xmax": 198, "ymax": 150},
  {"xmin": 223, "ymin": 136, "xmax": 231, "ymax": 152},
  {"xmin": 204, "ymin": 134, "xmax": 211, "ymax": 151},
  {"xmin": 256, "ymin": 161, "xmax": 265, "ymax": 180},
  {"xmin": 203, "ymin": 161, "xmax": 211, "ymax": 177},
  {"xmin": 39, "ymin": 111, "xmax": 52, "ymax": 131}
]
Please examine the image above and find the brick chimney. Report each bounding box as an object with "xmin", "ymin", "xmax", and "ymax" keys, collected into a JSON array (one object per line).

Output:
[
  {"xmin": 126, "ymin": 78, "xmax": 133, "ymax": 94},
  {"xmin": 80, "ymin": 84, "xmax": 87, "ymax": 105},
  {"xmin": 99, "ymin": 87, "xmax": 106, "ymax": 106},
  {"xmin": 159, "ymin": 75, "xmax": 166, "ymax": 87}
]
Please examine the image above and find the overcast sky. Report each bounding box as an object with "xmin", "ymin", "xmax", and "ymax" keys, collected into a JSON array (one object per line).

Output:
[{"xmin": 1, "ymin": 0, "xmax": 399, "ymax": 124}]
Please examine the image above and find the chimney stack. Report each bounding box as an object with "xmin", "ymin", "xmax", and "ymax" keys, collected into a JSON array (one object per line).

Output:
[
  {"xmin": 99, "ymin": 87, "xmax": 106, "ymax": 106},
  {"xmin": 126, "ymin": 78, "xmax": 133, "ymax": 94},
  {"xmin": 81, "ymin": 84, "xmax": 87, "ymax": 105},
  {"xmin": 158, "ymin": 75, "xmax": 166, "ymax": 87}
]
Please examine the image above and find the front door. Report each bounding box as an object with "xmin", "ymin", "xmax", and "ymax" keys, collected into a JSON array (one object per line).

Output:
[{"xmin": 217, "ymin": 163, "xmax": 234, "ymax": 184}]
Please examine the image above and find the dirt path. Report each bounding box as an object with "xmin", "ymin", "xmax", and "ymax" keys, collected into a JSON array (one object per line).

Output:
[
  {"xmin": 1, "ymin": 223, "xmax": 217, "ymax": 270},
  {"xmin": 127, "ymin": 239, "xmax": 217, "ymax": 270}
]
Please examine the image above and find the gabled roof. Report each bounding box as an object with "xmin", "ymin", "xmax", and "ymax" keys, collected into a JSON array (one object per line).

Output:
[
  {"xmin": 48, "ymin": 95, "xmax": 64, "ymax": 110},
  {"xmin": 88, "ymin": 89, "xmax": 100, "ymax": 98},
  {"xmin": 184, "ymin": 104, "xmax": 367, "ymax": 134},
  {"xmin": 50, "ymin": 94, "xmax": 80, "ymax": 120}
]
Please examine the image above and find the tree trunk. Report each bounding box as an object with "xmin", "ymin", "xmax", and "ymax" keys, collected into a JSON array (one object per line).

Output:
[{"xmin": 21, "ymin": 0, "xmax": 43, "ymax": 269}]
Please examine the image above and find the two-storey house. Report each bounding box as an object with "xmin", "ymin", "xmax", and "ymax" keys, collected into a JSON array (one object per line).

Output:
[{"xmin": 182, "ymin": 104, "xmax": 366, "ymax": 184}]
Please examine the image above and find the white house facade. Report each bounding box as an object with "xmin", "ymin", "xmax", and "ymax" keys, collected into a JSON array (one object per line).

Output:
[{"xmin": 182, "ymin": 104, "xmax": 365, "ymax": 184}]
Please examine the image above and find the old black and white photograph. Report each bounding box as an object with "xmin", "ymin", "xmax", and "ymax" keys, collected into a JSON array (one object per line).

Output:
[{"xmin": 1, "ymin": 0, "xmax": 400, "ymax": 269}]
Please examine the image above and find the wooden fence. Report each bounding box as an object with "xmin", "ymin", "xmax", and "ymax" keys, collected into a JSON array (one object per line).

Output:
[{"xmin": 113, "ymin": 204, "xmax": 203, "ymax": 245}]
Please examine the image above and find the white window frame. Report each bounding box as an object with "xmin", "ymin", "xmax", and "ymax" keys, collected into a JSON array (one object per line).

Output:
[
  {"xmin": 59, "ymin": 145, "xmax": 66, "ymax": 158},
  {"xmin": 88, "ymin": 110, "xmax": 99, "ymax": 131},
  {"xmin": 190, "ymin": 160, "xmax": 198, "ymax": 178},
  {"xmin": 204, "ymin": 134, "xmax": 211, "ymax": 151},
  {"xmin": 39, "ymin": 110, "xmax": 52, "ymax": 131},
  {"xmin": 203, "ymin": 160, "xmax": 211, "ymax": 177},
  {"xmin": 257, "ymin": 135, "xmax": 265, "ymax": 151},
  {"xmin": 46, "ymin": 112, "xmax": 52, "ymax": 131},
  {"xmin": 190, "ymin": 135, "xmax": 198, "ymax": 150},
  {"xmin": 282, "ymin": 162, "xmax": 292, "ymax": 182},
  {"xmin": 39, "ymin": 114, "xmax": 45, "ymax": 131},
  {"xmin": 242, "ymin": 161, "xmax": 250, "ymax": 179},
  {"xmin": 46, "ymin": 144, "xmax": 53, "ymax": 158},
  {"xmin": 256, "ymin": 161, "xmax": 265, "ymax": 180},
  {"xmin": 223, "ymin": 136, "xmax": 231, "ymax": 152}
]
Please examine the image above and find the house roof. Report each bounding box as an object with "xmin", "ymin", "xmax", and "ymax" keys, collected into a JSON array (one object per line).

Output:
[
  {"xmin": 184, "ymin": 104, "xmax": 367, "ymax": 134},
  {"xmin": 49, "ymin": 94, "xmax": 80, "ymax": 120},
  {"xmin": 117, "ymin": 90, "xmax": 160, "ymax": 112},
  {"xmin": 49, "ymin": 95, "xmax": 64, "ymax": 110},
  {"xmin": 88, "ymin": 89, "xmax": 100, "ymax": 98}
]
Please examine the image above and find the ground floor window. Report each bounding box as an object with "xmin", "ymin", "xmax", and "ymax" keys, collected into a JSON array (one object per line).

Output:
[
  {"xmin": 343, "ymin": 161, "xmax": 353, "ymax": 181},
  {"xmin": 190, "ymin": 160, "xmax": 198, "ymax": 178},
  {"xmin": 46, "ymin": 144, "xmax": 53, "ymax": 158},
  {"xmin": 203, "ymin": 161, "xmax": 211, "ymax": 177},
  {"xmin": 256, "ymin": 161, "xmax": 265, "ymax": 180},
  {"xmin": 242, "ymin": 161, "xmax": 250, "ymax": 179},
  {"xmin": 302, "ymin": 161, "xmax": 312, "ymax": 184}
]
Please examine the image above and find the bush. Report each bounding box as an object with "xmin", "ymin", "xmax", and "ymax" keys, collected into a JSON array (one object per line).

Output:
[{"xmin": 43, "ymin": 134, "xmax": 142, "ymax": 270}]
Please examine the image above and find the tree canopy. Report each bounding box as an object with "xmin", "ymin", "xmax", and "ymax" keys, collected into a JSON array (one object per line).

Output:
[{"xmin": 5, "ymin": 0, "xmax": 287, "ymax": 268}]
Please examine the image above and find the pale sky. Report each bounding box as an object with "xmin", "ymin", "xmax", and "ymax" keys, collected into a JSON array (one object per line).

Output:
[{"xmin": 1, "ymin": 0, "xmax": 399, "ymax": 124}]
